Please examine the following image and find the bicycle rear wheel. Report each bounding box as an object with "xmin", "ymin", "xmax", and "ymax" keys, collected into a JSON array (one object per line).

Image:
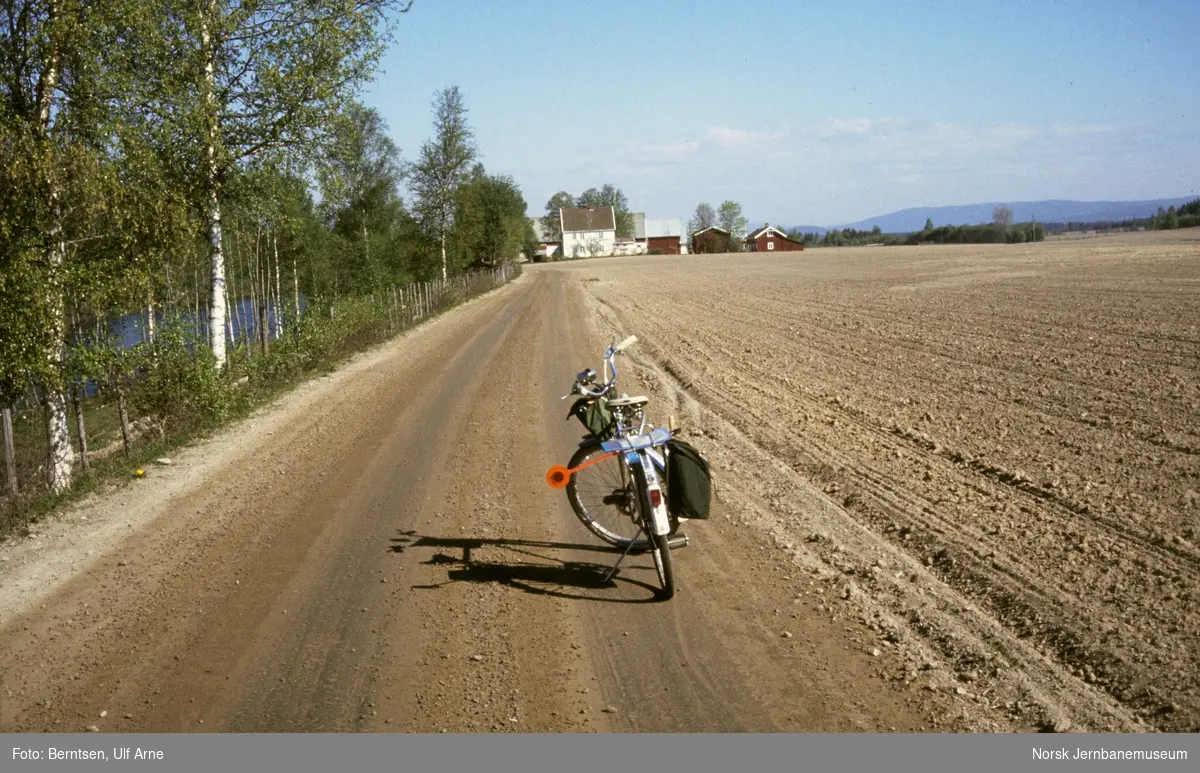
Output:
[
  {"xmin": 566, "ymin": 442, "xmax": 651, "ymax": 550},
  {"xmin": 631, "ymin": 462, "xmax": 675, "ymax": 600}
]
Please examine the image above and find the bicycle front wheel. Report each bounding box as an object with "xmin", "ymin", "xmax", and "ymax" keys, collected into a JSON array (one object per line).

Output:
[{"xmin": 566, "ymin": 442, "xmax": 651, "ymax": 550}]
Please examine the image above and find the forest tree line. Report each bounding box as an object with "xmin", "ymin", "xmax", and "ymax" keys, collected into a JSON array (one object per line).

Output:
[
  {"xmin": 1045, "ymin": 199, "xmax": 1200, "ymax": 234},
  {"xmin": 1, "ymin": 0, "xmax": 527, "ymax": 504}
]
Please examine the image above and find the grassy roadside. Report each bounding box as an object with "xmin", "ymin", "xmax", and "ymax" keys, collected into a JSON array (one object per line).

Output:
[{"xmin": 0, "ymin": 265, "xmax": 522, "ymax": 541}]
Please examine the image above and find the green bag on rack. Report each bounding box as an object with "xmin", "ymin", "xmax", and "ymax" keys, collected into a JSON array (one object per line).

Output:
[{"xmin": 567, "ymin": 396, "xmax": 615, "ymax": 440}]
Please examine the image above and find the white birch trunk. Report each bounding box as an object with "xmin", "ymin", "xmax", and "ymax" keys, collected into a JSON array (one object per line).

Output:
[
  {"xmin": 36, "ymin": 0, "xmax": 74, "ymax": 492},
  {"xmin": 292, "ymin": 256, "xmax": 300, "ymax": 328},
  {"xmin": 273, "ymin": 233, "xmax": 283, "ymax": 339},
  {"xmin": 202, "ymin": 5, "xmax": 227, "ymax": 368},
  {"xmin": 147, "ymin": 292, "xmax": 156, "ymax": 343},
  {"xmin": 440, "ymin": 227, "xmax": 447, "ymax": 281}
]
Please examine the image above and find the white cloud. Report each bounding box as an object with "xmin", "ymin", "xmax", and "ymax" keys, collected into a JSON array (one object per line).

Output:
[
  {"xmin": 704, "ymin": 126, "xmax": 786, "ymax": 148},
  {"xmin": 821, "ymin": 117, "xmax": 872, "ymax": 137}
]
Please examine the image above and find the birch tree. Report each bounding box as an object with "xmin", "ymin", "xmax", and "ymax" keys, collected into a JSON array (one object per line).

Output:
[
  {"xmin": 141, "ymin": 0, "xmax": 406, "ymax": 368},
  {"xmin": 0, "ymin": 0, "xmax": 125, "ymax": 490},
  {"xmin": 317, "ymin": 102, "xmax": 407, "ymax": 293},
  {"xmin": 410, "ymin": 85, "xmax": 476, "ymax": 281}
]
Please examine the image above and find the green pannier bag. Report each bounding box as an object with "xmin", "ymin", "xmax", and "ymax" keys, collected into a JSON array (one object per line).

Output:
[
  {"xmin": 567, "ymin": 396, "xmax": 615, "ymax": 440},
  {"xmin": 666, "ymin": 438, "xmax": 712, "ymax": 520}
]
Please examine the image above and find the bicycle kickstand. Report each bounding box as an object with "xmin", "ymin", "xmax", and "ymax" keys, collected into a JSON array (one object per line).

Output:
[{"xmin": 603, "ymin": 528, "xmax": 645, "ymax": 584}]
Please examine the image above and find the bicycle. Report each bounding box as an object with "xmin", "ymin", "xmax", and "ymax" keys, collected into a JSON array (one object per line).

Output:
[{"xmin": 545, "ymin": 335, "xmax": 689, "ymax": 599}]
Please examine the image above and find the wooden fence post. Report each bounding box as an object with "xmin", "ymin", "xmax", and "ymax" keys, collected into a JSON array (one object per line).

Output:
[{"xmin": 2, "ymin": 406, "xmax": 17, "ymax": 495}]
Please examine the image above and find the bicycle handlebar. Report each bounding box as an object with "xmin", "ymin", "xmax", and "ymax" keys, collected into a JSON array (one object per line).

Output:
[{"xmin": 561, "ymin": 335, "xmax": 637, "ymax": 399}]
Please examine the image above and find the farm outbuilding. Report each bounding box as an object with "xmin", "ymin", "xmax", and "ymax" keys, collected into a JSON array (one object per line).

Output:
[
  {"xmin": 647, "ymin": 236, "xmax": 681, "ymax": 254},
  {"xmin": 645, "ymin": 218, "xmax": 684, "ymax": 254},
  {"xmin": 745, "ymin": 224, "xmax": 804, "ymax": 252},
  {"xmin": 691, "ymin": 226, "xmax": 733, "ymax": 254}
]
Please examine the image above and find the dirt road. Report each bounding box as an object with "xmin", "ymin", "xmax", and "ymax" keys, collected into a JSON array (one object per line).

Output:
[{"xmin": 0, "ymin": 268, "xmax": 955, "ymax": 733}]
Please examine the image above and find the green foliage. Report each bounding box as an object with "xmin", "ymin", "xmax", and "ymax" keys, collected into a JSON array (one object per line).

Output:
[
  {"xmin": 905, "ymin": 222, "xmax": 1046, "ymax": 245},
  {"xmin": 541, "ymin": 191, "xmax": 574, "ymax": 243},
  {"xmin": 717, "ymin": 201, "xmax": 749, "ymax": 250},
  {"xmin": 786, "ymin": 229, "xmax": 823, "ymax": 246},
  {"xmin": 451, "ymin": 165, "xmax": 529, "ymax": 269},
  {"xmin": 134, "ymin": 319, "xmax": 241, "ymax": 430},
  {"xmin": 575, "ymin": 185, "xmax": 634, "ymax": 238}
]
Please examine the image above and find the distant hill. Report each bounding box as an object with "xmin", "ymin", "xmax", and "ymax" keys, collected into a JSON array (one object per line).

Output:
[{"xmin": 818, "ymin": 197, "xmax": 1197, "ymax": 234}]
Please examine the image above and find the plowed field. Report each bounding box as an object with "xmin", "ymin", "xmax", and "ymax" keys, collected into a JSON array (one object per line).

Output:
[{"xmin": 551, "ymin": 229, "xmax": 1200, "ymax": 733}]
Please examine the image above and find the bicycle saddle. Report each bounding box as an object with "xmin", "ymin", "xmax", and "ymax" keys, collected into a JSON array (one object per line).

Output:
[{"xmin": 608, "ymin": 395, "xmax": 649, "ymax": 407}]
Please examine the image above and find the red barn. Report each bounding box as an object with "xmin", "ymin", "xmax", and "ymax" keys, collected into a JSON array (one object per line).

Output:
[
  {"xmin": 745, "ymin": 224, "xmax": 804, "ymax": 252},
  {"xmin": 691, "ymin": 226, "xmax": 732, "ymax": 254},
  {"xmin": 646, "ymin": 235, "xmax": 681, "ymax": 254}
]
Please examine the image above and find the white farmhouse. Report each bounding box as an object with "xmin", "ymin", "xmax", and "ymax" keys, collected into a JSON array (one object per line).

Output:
[{"xmin": 561, "ymin": 206, "xmax": 617, "ymax": 258}]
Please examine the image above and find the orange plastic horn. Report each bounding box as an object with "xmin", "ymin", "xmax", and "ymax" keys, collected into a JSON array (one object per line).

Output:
[{"xmin": 545, "ymin": 451, "xmax": 618, "ymax": 489}]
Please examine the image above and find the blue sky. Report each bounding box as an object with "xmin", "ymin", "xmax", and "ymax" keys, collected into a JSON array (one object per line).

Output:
[{"xmin": 362, "ymin": 0, "xmax": 1199, "ymax": 226}]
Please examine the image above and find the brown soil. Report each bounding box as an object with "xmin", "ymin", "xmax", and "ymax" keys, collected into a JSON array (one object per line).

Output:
[
  {"xmin": 0, "ymin": 268, "xmax": 958, "ymax": 734},
  {"xmin": 549, "ymin": 229, "xmax": 1199, "ymax": 733}
]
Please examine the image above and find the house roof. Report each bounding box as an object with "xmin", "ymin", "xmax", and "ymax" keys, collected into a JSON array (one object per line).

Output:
[
  {"xmin": 561, "ymin": 206, "xmax": 616, "ymax": 233},
  {"xmin": 747, "ymin": 225, "xmax": 787, "ymax": 240},
  {"xmin": 747, "ymin": 224, "xmax": 802, "ymax": 242},
  {"xmin": 691, "ymin": 226, "xmax": 730, "ymax": 237}
]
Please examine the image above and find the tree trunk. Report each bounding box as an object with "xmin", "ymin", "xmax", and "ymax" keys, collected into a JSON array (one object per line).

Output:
[
  {"xmin": 44, "ymin": 203, "xmax": 75, "ymax": 492},
  {"xmin": 223, "ymin": 265, "xmax": 234, "ymax": 349},
  {"xmin": 73, "ymin": 380, "xmax": 89, "ymax": 472},
  {"xmin": 114, "ymin": 376, "xmax": 132, "ymax": 459},
  {"xmin": 206, "ymin": 178, "xmax": 227, "ymax": 366},
  {"xmin": 440, "ymin": 228, "xmax": 448, "ymax": 281},
  {"xmin": 252, "ymin": 228, "xmax": 261, "ymax": 350},
  {"xmin": 34, "ymin": 2, "xmax": 74, "ymax": 493},
  {"xmin": 194, "ymin": 263, "xmax": 202, "ymax": 341},
  {"xmin": 273, "ymin": 233, "xmax": 283, "ymax": 339},
  {"xmin": 146, "ymin": 288, "xmax": 156, "ymax": 344},
  {"xmin": 2, "ymin": 407, "xmax": 17, "ymax": 495},
  {"xmin": 202, "ymin": 4, "xmax": 227, "ymax": 369},
  {"xmin": 292, "ymin": 256, "xmax": 301, "ymax": 333}
]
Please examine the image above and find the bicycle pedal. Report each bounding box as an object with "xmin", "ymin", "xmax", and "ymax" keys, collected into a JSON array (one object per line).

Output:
[{"xmin": 665, "ymin": 534, "xmax": 690, "ymax": 550}]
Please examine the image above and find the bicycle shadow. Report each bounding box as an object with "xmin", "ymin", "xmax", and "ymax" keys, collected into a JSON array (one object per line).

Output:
[{"xmin": 389, "ymin": 531, "xmax": 663, "ymax": 603}]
